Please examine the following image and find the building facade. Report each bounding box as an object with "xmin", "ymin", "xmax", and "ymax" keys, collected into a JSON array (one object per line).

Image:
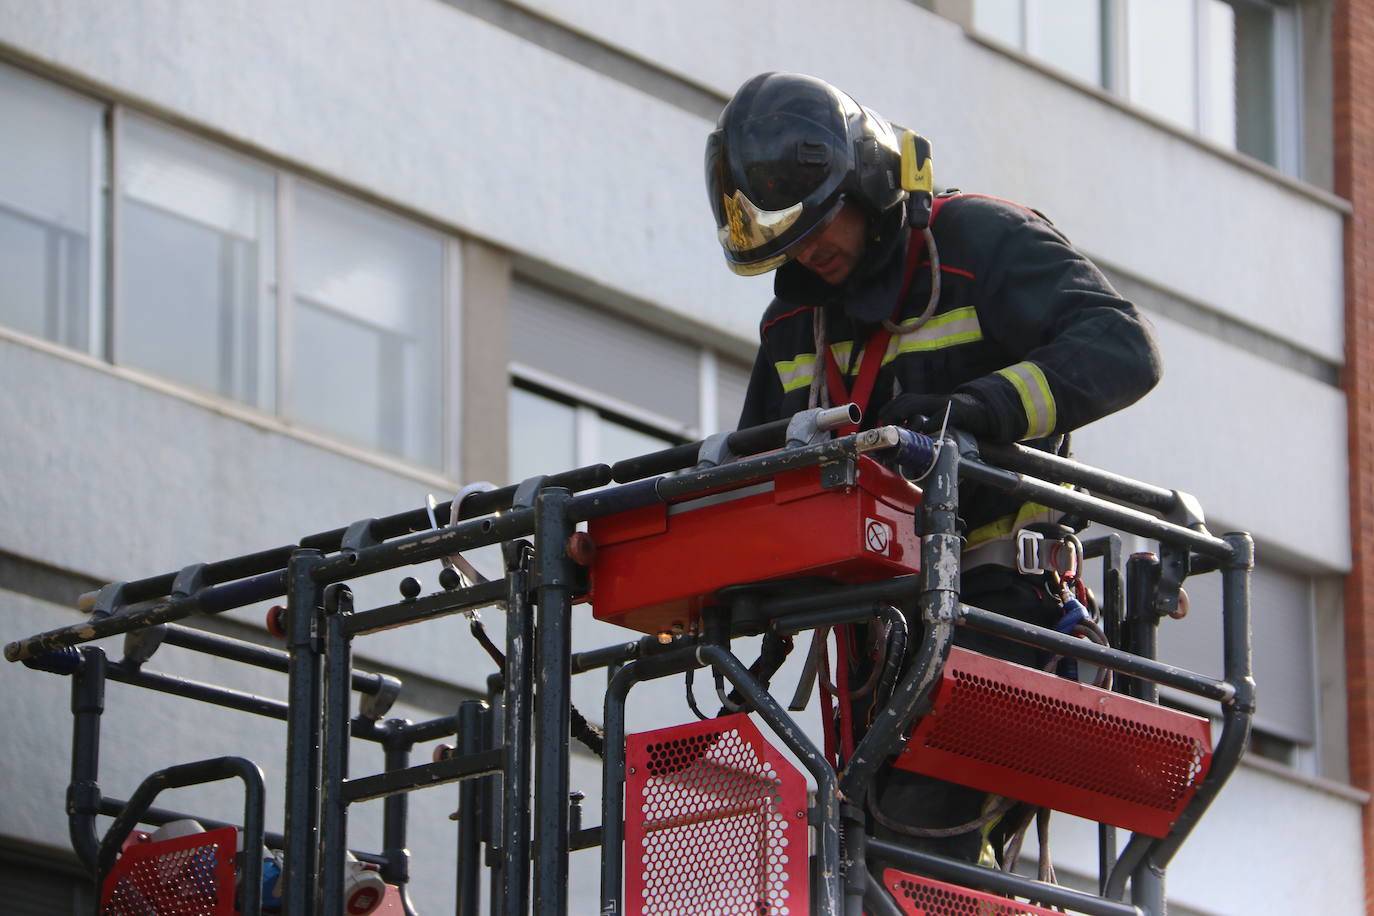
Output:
[{"xmin": 0, "ymin": 0, "xmax": 1366, "ymax": 913}]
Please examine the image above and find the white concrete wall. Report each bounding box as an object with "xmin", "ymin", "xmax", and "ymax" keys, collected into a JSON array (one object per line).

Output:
[
  {"xmin": 1030, "ymin": 761, "xmax": 1366, "ymax": 916},
  {"xmin": 0, "ymin": 1, "xmax": 1358, "ymax": 914}
]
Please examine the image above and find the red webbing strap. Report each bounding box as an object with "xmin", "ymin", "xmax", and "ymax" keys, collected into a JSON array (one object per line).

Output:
[{"xmin": 822, "ymin": 229, "xmax": 926, "ymax": 433}]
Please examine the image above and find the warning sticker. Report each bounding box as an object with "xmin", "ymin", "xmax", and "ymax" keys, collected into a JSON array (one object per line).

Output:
[{"xmin": 864, "ymin": 518, "xmax": 892, "ymax": 556}]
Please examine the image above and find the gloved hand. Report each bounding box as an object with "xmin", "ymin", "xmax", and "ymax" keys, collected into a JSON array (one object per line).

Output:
[{"xmin": 874, "ymin": 392, "xmax": 992, "ymax": 437}]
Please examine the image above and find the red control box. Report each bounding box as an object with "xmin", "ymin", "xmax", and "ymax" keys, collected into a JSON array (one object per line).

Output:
[{"xmin": 586, "ymin": 456, "xmax": 922, "ymax": 636}]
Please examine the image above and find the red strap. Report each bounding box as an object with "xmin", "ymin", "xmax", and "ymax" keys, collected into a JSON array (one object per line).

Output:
[{"xmin": 822, "ymin": 229, "xmax": 926, "ymax": 433}]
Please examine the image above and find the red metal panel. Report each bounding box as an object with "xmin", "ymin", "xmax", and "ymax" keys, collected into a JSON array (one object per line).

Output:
[
  {"xmin": 101, "ymin": 826, "xmax": 238, "ymax": 916},
  {"xmin": 881, "ymin": 868, "xmax": 1078, "ymax": 916},
  {"xmin": 894, "ymin": 648, "xmax": 1213, "ymax": 838},
  {"xmin": 624, "ymin": 713, "xmax": 809, "ymax": 916},
  {"xmin": 588, "ymin": 456, "xmax": 922, "ymax": 636}
]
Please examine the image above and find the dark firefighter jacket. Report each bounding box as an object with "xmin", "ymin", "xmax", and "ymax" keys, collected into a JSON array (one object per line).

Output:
[{"xmin": 737, "ymin": 192, "xmax": 1162, "ymax": 542}]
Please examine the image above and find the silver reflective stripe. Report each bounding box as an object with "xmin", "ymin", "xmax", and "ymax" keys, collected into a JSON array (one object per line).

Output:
[
  {"xmin": 890, "ymin": 306, "xmax": 983, "ymax": 358},
  {"xmin": 829, "ymin": 307, "xmax": 983, "ymax": 378},
  {"xmin": 996, "ymin": 361, "xmax": 1057, "ymax": 439},
  {"xmin": 774, "ymin": 353, "xmax": 818, "ymax": 393},
  {"xmin": 668, "ymin": 481, "xmax": 775, "ymax": 515}
]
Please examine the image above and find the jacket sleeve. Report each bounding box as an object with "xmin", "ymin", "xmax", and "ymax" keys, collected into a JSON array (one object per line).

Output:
[
  {"xmin": 952, "ymin": 200, "xmax": 1162, "ymax": 443},
  {"xmin": 738, "ymin": 342, "xmax": 783, "ymax": 429},
  {"xmin": 737, "ymin": 298, "xmax": 795, "ymax": 430}
]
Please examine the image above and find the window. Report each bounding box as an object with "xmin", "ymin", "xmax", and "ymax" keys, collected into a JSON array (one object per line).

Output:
[
  {"xmin": 117, "ymin": 114, "xmax": 277, "ymax": 409},
  {"xmin": 506, "ymin": 279, "xmax": 751, "ymax": 485},
  {"xmin": 289, "ymin": 183, "xmax": 445, "ymax": 466},
  {"xmin": 0, "ymin": 66, "xmax": 104, "ymax": 353},
  {"xmin": 508, "ymin": 381, "xmax": 677, "ymax": 485},
  {"xmin": 1157, "ymin": 558, "xmax": 1330, "ymax": 773},
  {"xmin": 972, "ymin": 0, "xmax": 1303, "ymax": 174},
  {"xmin": 0, "ymin": 64, "xmax": 454, "ymax": 471}
]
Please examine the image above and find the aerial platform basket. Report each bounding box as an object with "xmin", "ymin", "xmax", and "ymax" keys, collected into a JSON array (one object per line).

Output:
[
  {"xmin": 588, "ymin": 455, "xmax": 923, "ymax": 636},
  {"xmin": 896, "ymin": 647, "xmax": 1214, "ymax": 839}
]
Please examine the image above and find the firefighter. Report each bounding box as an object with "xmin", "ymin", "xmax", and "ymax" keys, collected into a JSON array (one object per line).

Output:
[{"xmin": 705, "ymin": 71, "xmax": 1162, "ymax": 863}]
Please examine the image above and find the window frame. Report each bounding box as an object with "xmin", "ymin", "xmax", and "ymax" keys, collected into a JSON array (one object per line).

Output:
[
  {"xmin": 21, "ymin": 94, "xmax": 466, "ymax": 475},
  {"xmin": 972, "ymin": 0, "xmax": 1306, "ymax": 177}
]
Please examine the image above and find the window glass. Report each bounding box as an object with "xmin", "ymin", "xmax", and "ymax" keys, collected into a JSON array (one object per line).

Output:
[
  {"xmin": 509, "ymin": 386, "xmax": 577, "ymax": 484},
  {"xmin": 1158, "ymin": 559, "xmax": 1317, "ymax": 746},
  {"xmin": 1032, "ymin": 0, "xmax": 1102, "ymax": 86},
  {"xmin": 597, "ymin": 416, "xmax": 674, "ymax": 467},
  {"xmin": 0, "ymin": 64, "xmax": 103, "ymax": 351},
  {"xmin": 507, "ymin": 383, "xmax": 676, "ymax": 485},
  {"xmin": 1200, "ymin": 0, "xmax": 1237, "ymax": 147},
  {"xmin": 1127, "ymin": 0, "xmax": 1198, "ymax": 131},
  {"xmin": 118, "ymin": 116, "xmax": 276, "ymax": 408},
  {"xmin": 717, "ymin": 358, "xmax": 752, "ymax": 432},
  {"xmin": 1232, "ymin": 0, "xmax": 1278, "ymax": 163},
  {"xmin": 973, "ymin": 0, "xmax": 1024, "ymax": 47},
  {"xmin": 290, "ymin": 183, "xmax": 444, "ymax": 466}
]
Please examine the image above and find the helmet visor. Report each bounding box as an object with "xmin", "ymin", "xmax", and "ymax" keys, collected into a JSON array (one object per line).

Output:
[{"xmin": 706, "ymin": 116, "xmax": 848, "ymax": 274}]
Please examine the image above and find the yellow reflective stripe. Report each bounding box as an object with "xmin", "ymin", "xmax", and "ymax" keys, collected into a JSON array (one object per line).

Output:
[
  {"xmin": 965, "ymin": 514, "xmax": 1016, "ymax": 550},
  {"xmin": 964, "ymin": 500, "xmax": 1060, "ymax": 550},
  {"xmin": 830, "ymin": 307, "xmax": 985, "ymax": 377},
  {"xmin": 829, "ymin": 340, "xmax": 857, "ymax": 376},
  {"xmin": 996, "ymin": 361, "xmax": 1057, "ymax": 439},
  {"xmin": 892, "ymin": 307, "xmax": 983, "ymax": 357},
  {"xmin": 774, "ymin": 353, "xmax": 817, "ymax": 393}
]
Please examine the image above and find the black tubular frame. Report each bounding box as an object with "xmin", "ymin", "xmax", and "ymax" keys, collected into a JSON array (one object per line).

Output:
[{"xmin": 7, "ymin": 407, "xmax": 1252, "ymax": 916}]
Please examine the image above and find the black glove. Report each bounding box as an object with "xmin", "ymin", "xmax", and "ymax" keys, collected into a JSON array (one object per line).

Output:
[{"xmin": 874, "ymin": 392, "xmax": 992, "ymax": 437}]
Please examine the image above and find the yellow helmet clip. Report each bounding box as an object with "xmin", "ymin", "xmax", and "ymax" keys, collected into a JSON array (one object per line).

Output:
[
  {"xmin": 900, "ymin": 130, "xmax": 933, "ymax": 193},
  {"xmin": 899, "ymin": 130, "xmax": 934, "ymax": 229}
]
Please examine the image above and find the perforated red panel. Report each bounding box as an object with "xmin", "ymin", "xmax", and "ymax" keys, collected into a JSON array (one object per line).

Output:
[
  {"xmin": 625, "ymin": 713, "xmax": 809, "ymax": 916},
  {"xmin": 895, "ymin": 648, "xmax": 1213, "ymax": 838},
  {"xmin": 881, "ymin": 868, "xmax": 1076, "ymax": 916},
  {"xmin": 101, "ymin": 826, "xmax": 238, "ymax": 915}
]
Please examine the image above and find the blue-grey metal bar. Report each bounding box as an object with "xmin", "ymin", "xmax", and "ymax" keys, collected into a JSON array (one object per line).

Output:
[
  {"xmin": 104, "ymin": 663, "xmax": 289, "ymax": 719},
  {"xmin": 840, "ymin": 436, "xmax": 960, "ymax": 800},
  {"xmin": 67, "ymin": 648, "xmax": 106, "ymax": 873},
  {"xmin": 379, "ymin": 724, "xmax": 419, "ymax": 916},
  {"xmin": 342, "ymin": 579, "xmax": 507, "ymax": 636},
  {"xmin": 957, "ymin": 456, "xmax": 1232, "ymax": 560},
  {"xmin": 533, "ymin": 487, "xmax": 576, "ymax": 915},
  {"xmin": 319, "ymin": 587, "xmax": 354, "ymax": 915},
  {"xmin": 456, "ymin": 700, "xmax": 485, "ymax": 916},
  {"xmin": 6, "ymin": 569, "xmax": 287, "ymax": 662},
  {"xmin": 282, "ymin": 549, "xmax": 325, "ymax": 916},
  {"xmin": 977, "ymin": 441, "xmax": 1184, "ymax": 516},
  {"xmin": 502, "ymin": 557, "xmax": 533, "ymax": 916},
  {"xmin": 957, "ymin": 607, "xmax": 1234, "ymax": 701},
  {"xmin": 1147, "ymin": 532, "xmax": 1255, "ymax": 868},
  {"xmin": 867, "ymin": 837, "xmax": 1143, "ymax": 916},
  {"xmin": 339, "ymin": 749, "xmax": 505, "ymax": 804},
  {"xmin": 698, "ymin": 644, "xmax": 843, "ymax": 916}
]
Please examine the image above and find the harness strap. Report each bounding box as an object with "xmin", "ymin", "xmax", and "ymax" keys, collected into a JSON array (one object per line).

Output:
[{"xmin": 822, "ymin": 227, "xmax": 926, "ymax": 432}]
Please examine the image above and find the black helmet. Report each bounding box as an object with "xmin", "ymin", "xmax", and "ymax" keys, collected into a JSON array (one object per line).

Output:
[{"xmin": 705, "ymin": 72, "xmax": 906, "ymax": 276}]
